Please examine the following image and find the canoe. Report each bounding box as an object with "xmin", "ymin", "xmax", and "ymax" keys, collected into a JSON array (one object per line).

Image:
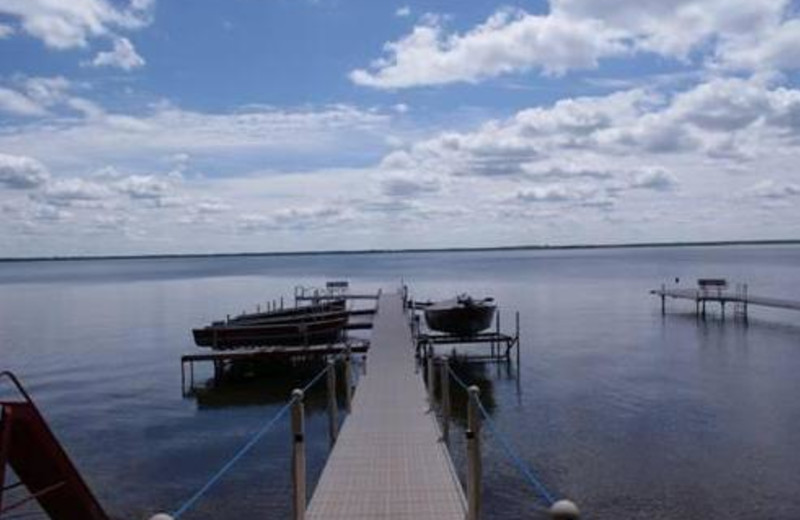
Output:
[
  {"xmin": 423, "ymin": 295, "xmax": 495, "ymax": 336},
  {"xmin": 193, "ymin": 316, "xmax": 347, "ymax": 349}
]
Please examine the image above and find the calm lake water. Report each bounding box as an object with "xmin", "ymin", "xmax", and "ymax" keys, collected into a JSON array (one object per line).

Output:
[{"xmin": 2, "ymin": 245, "xmax": 800, "ymax": 519}]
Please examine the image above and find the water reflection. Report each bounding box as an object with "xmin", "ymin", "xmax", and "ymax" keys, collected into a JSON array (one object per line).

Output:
[{"xmin": 186, "ymin": 358, "xmax": 361, "ymax": 411}]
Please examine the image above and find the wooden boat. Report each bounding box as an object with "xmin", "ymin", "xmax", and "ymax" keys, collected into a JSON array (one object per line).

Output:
[
  {"xmin": 423, "ymin": 295, "xmax": 495, "ymax": 336},
  {"xmin": 229, "ymin": 299, "xmax": 345, "ymax": 324},
  {"xmin": 192, "ymin": 316, "xmax": 347, "ymax": 349}
]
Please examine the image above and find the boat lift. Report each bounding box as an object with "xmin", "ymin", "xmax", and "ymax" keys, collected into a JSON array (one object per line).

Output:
[
  {"xmin": 411, "ymin": 304, "xmax": 521, "ymax": 364},
  {"xmin": 0, "ymin": 371, "xmax": 110, "ymax": 520}
]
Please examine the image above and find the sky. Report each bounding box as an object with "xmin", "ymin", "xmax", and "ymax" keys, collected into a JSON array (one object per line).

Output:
[{"xmin": 1, "ymin": 0, "xmax": 799, "ymax": 257}]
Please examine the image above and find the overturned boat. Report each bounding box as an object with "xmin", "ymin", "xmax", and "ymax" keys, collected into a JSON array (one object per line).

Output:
[
  {"xmin": 192, "ymin": 316, "xmax": 347, "ymax": 349},
  {"xmin": 423, "ymin": 295, "xmax": 496, "ymax": 336},
  {"xmin": 228, "ymin": 299, "xmax": 346, "ymax": 324}
]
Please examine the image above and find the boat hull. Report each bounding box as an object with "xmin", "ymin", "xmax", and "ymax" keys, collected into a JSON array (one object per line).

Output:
[
  {"xmin": 193, "ymin": 317, "xmax": 346, "ymax": 349},
  {"xmin": 229, "ymin": 299, "xmax": 345, "ymax": 324},
  {"xmin": 424, "ymin": 300, "xmax": 495, "ymax": 336}
]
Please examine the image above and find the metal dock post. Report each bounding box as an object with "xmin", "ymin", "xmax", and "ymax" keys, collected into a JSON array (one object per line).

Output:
[
  {"xmin": 439, "ymin": 357, "xmax": 450, "ymax": 444},
  {"xmin": 291, "ymin": 389, "xmax": 306, "ymax": 520},
  {"xmin": 426, "ymin": 353, "xmax": 435, "ymax": 406},
  {"xmin": 326, "ymin": 360, "xmax": 338, "ymax": 447},
  {"xmin": 343, "ymin": 348, "xmax": 353, "ymax": 414},
  {"xmin": 466, "ymin": 385, "xmax": 482, "ymax": 520}
]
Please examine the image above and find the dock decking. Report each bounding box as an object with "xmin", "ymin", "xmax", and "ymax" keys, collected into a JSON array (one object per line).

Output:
[{"xmin": 307, "ymin": 292, "xmax": 466, "ymax": 519}]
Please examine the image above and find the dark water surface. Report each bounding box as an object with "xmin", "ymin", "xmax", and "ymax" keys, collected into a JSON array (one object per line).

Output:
[{"xmin": 2, "ymin": 246, "xmax": 800, "ymax": 519}]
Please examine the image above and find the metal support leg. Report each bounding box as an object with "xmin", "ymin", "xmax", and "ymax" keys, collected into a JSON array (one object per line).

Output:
[
  {"xmin": 0, "ymin": 407, "xmax": 13, "ymax": 513},
  {"xmin": 427, "ymin": 353, "xmax": 435, "ymax": 407},
  {"xmin": 439, "ymin": 358, "xmax": 450, "ymax": 444},
  {"xmin": 291, "ymin": 390, "xmax": 306, "ymax": 520},
  {"xmin": 466, "ymin": 386, "xmax": 482, "ymax": 520},
  {"xmin": 326, "ymin": 361, "xmax": 338, "ymax": 447},
  {"xmin": 344, "ymin": 350, "xmax": 353, "ymax": 414}
]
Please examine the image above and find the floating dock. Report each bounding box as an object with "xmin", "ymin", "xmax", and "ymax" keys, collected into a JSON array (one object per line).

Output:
[
  {"xmin": 651, "ymin": 283, "xmax": 800, "ymax": 320},
  {"xmin": 307, "ymin": 292, "xmax": 466, "ymax": 519}
]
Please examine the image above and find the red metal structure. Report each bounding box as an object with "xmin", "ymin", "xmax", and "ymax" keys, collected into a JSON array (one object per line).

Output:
[{"xmin": 0, "ymin": 371, "xmax": 109, "ymax": 520}]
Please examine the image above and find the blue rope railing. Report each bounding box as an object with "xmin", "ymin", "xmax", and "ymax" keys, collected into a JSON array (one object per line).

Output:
[
  {"xmin": 446, "ymin": 365, "xmax": 557, "ymax": 507},
  {"xmin": 171, "ymin": 359, "xmax": 340, "ymax": 519},
  {"xmin": 475, "ymin": 399, "xmax": 556, "ymax": 506}
]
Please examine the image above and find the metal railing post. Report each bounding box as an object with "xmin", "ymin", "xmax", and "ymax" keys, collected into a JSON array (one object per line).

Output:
[
  {"xmin": 291, "ymin": 389, "xmax": 306, "ymax": 520},
  {"xmin": 426, "ymin": 352, "xmax": 435, "ymax": 406},
  {"xmin": 549, "ymin": 499, "xmax": 580, "ymax": 519},
  {"xmin": 326, "ymin": 360, "xmax": 338, "ymax": 447},
  {"xmin": 466, "ymin": 385, "xmax": 482, "ymax": 520},
  {"xmin": 344, "ymin": 348, "xmax": 353, "ymax": 414},
  {"xmin": 439, "ymin": 357, "xmax": 450, "ymax": 444}
]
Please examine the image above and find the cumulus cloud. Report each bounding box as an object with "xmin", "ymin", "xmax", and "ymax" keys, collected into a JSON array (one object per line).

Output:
[
  {"xmin": 351, "ymin": 7, "xmax": 626, "ymax": 88},
  {"xmin": 0, "ymin": 153, "xmax": 50, "ymax": 188},
  {"xmin": 0, "ymin": 87, "xmax": 46, "ymax": 116},
  {"xmin": 238, "ymin": 206, "xmax": 347, "ymax": 232},
  {"xmin": 395, "ymin": 6, "xmax": 411, "ymax": 18},
  {"xmin": 0, "ymin": 103, "xmax": 395, "ymax": 172},
  {"xmin": 381, "ymin": 175, "xmax": 440, "ymax": 197},
  {"xmin": 629, "ymin": 167, "xmax": 678, "ymax": 191},
  {"xmin": 516, "ymin": 184, "xmax": 597, "ymax": 203},
  {"xmin": 0, "ymin": 22, "xmax": 14, "ymax": 38},
  {"xmin": 744, "ymin": 180, "xmax": 800, "ymax": 199},
  {"xmin": 0, "ymin": 0, "xmax": 154, "ymax": 49},
  {"xmin": 90, "ymin": 37, "xmax": 145, "ymax": 70},
  {"xmin": 352, "ymin": 0, "xmax": 799, "ymax": 89},
  {"xmin": 40, "ymin": 178, "xmax": 111, "ymax": 207},
  {"xmin": 114, "ymin": 174, "xmax": 178, "ymax": 206}
]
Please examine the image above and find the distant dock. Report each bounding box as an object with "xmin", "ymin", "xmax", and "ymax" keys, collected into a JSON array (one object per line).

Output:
[{"xmin": 651, "ymin": 279, "xmax": 800, "ymax": 320}]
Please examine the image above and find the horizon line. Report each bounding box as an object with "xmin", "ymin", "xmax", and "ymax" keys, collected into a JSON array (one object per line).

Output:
[{"xmin": 1, "ymin": 238, "xmax": 799, "ymax": 263}]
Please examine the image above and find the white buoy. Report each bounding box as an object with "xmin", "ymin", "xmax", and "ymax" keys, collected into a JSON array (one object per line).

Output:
[
  {"xmin": 149, "ymin": 514, "xmax": 174, "ymax": 520},
  {"xmin": 549, "ymin": 499, "xmax": 580, "ymax": 520}
]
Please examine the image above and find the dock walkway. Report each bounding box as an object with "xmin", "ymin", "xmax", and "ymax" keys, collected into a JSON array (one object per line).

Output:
[{"xmin": 307, "ymin": 292, "xmax": 466, "ymax": 519}]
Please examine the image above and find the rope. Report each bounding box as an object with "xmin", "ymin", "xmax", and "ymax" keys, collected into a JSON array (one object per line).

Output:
[
  {"xmin": 475, "ymin": 399, "xmax": 556, "ymax": 507},
  {"xmin": 446, "ymin": 365, "xmax": 469, "ymax": 391},
  {"xmin": 446, "ymin": 364, "xmax": 556, "ymax": 507},
  {"xmin": 171, "ymin": 361, "xmax": 334, "ymax": 518}
]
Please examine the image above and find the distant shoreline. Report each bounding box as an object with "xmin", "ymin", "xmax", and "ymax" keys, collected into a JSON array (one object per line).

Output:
[{"xmin": 1, "ymin": 239, "xmax": 799, "ymax": 263}]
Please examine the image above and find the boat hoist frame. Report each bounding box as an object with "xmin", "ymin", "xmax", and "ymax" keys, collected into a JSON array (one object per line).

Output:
[{"xmin": 0, "ymin": 371, "xmax": 110, "ymax": 520}]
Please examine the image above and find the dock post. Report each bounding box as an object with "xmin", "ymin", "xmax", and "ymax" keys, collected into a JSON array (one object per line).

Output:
[
  {"xmin": 466, "ymin": 385, "xmax": 482, "ymax": 520},
  {"xmin": 326, "ymin": 360, "xmax": 338, "ymax": 447},
  {"xmin": 549, "ymin": 499, "xmax": 580, "ymax": 519},
  {"xmin": 743, "ymin": 283, "xmax": 749, "ymax": 322},
  {"xmin": 660, "ymin": 284, "xmax": 665, "ymax": 315},
  {"xmin": 515, "ymin": 311, "xmax": 520, "ymax": 368},
  {"xmin": 439, "ymin": 357, "xmax": 450, "ymax": 444},
  {"xmin": 427, "ymin": 352, "xmax": 436, "ymax": 407},
  {"xmin": 495, "ymin": 309, "xmax": 500, "ymax": 359},
  {"xmin": 344, "ymin": 348, "xmax": 353, "ymax": 414},
  {"xmin": 291, "ymin": 389, "xmax": 306, "ymax": 520}
]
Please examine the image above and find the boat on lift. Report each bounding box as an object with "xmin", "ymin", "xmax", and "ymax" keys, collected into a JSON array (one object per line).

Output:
[{"xmin": 423, "ymin": 295, "xmax": 496, "ymax": 336}]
